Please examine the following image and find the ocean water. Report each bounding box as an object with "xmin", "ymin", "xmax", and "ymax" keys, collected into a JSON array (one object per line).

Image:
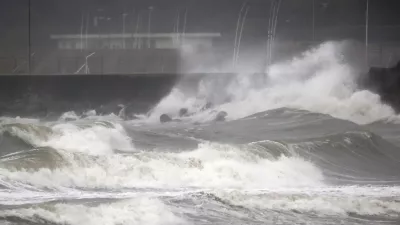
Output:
[{"xmin": 1, "ymin": 42, "xmax": 400, "ymax": 225}]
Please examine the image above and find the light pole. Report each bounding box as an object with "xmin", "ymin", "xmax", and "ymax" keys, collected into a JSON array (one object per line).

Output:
[
  {"xmin": 135, "ymin": 12, "xmax": 142, "ymax": 49},
  {"xmin": 182, "ymin": 8, "xmax": 188, "ymax": 45},
  {"xmin": 122, "ymin": 13, "xmax": 128, "ymax": 49},
  {"xmin": 235, "ymin": 6, "xmax": 250, "ymax": 67},
  {"xmin": 365, "ymin": 0, "xmax": 369, "ymax": 66},
  {"xmin": 182, "ymin": 8, "xmax": 188, "ymax": 34},
  {"xmin": 233, "ymin": 1, "xmax": 248, "ymax": 69},
  {"xmin": 265, "ymin": 0, "xmax": 281, "ymax": 71},
  {"xmin": 147, "ymin": 6, "xmax": 154, "ymax": 48},
  {"xmin": 85, "ymin": 13, "xmax": 90, "ymax": 50},
  {"xmin": 28, "ymin": 0, "xmax": 31, "ymax": 74},
  {"xmin": 312, "ymin": 0, "xmax": 315, "ymax": 42},
  {"xmin": 80, "ymin": 13, "xmax": 84, "ymax": 51},
  {"xmin": 175, "ymin": 9, "xmax": 180, "ymax": 44}
]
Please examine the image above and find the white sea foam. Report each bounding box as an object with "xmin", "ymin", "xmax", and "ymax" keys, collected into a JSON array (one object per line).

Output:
[
  {"xmin": 0, "ymin": 116, "xmax": 40, "ymax": 126},
  {"xmin": 0, "ymin": 197, "xmax": 184, "ymax": 225},
  {"xmin": 45, "ymin": 122, "xmax": 134, "ymax": 155},
  {"xmin": 139, "ymin": 88, "xmax": 204, "ymax": 124},
  {"xmin": 0, "ymin": 142, "xmax": 324, "ymax": 190},
  {"xmin": 212, "ymin": 187, "xmax": 400, "ymax": 217},
  {"xmin": 59, "ymin": 111, "xmax": 80, "ymax": 121},
  {"xmin": 0, "ymin": 120, "xmax": 134, "ymax": 155},
  {"xmin": 1, "ymin": 41, "xmax": 400, "ymax": 223}
]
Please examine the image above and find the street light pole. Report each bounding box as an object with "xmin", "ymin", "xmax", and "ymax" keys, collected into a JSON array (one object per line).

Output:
[
  {"xmin": 182, "ymin": 8, "xmax": 188, "ymax": 45},
  {"xmin": 312, "ymin": 0, "xmax": 315, "ymax": 42},
  {"xmin": 147, "ymin": 7, "xmax": 154, "ymax": 48},
  {"xmin": 122, "ymin": 13, "xmax": 128, "ymax": 49},
  {"xmin": 233, "ymin": 1, "xmax": 248, "ymax": 69},
  {"xmin": 365, "ymin": 0, "xmax": 369, "ymax": 66},
  {"xmin": 28, "ymin": 0, "xmax": 31, "ymax": 74},
  {"xmin": 80, "ymin": 13, "xmax": 84, "ymax": 51},
  {"xmin": 85, "ymin": 13, "xmax": 89, "ymax": 50},
  {"xmin": 135, "ymin": 12, "xmax": 141, "ymax": 49},
  {"xmin": 182, "ymin": 8, "xmax": 188, "ymax": 34}
]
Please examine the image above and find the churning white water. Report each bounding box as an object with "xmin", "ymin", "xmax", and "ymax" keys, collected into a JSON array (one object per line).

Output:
[
  {"xmin": 0, "ymin": 133, "xmax": 324, "ymax": 190},
  {"xmin": 0, "ymin": 197, "xmax": 185, "ymax": 225},
  {"xmin": 1, "ymin": 41, "xmax": 400, "ymax": 225},
  {"xmin": 146, "ymin": 41, "xmax": 398, "ymax": 125}
]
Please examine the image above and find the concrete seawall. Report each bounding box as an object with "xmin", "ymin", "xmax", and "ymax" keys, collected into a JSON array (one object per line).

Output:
[
  {"xmin": 3, "ymin": 67, "xmax": 398, "ymax": 119},
  {"xmin": 0, "ymin": 74, "xmax": 180, "ymax": 118}
]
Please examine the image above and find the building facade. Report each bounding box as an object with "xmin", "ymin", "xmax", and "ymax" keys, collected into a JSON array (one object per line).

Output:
[{"xmin": 43, "ymin": 33, "xmax": 220, "ymax": 74}]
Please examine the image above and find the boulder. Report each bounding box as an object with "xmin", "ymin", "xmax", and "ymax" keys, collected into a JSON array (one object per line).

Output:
[
  {"xmin": 160, "ymin": 114, "xmax": 172, "ymax": 123},
  {"xmin": 201, "ymin": 102, "xmax": 213, "ymax": 111},
  {"xmin": 215, "ymin": 111, "xmax": 228, "ymax": 122},
  {"xmin": 179, "ymin": 108, "xmax": 189, "ymax": 117}
]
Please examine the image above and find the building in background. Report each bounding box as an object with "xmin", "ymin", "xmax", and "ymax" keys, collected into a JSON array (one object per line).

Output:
[
  {"xmin": 46, "ymin": 32, "xmax": 220, "ymax": 74},
  {"xmin": 51, "ymin": 33, "xmax": 220, "ymax": 50},
  {"xmin": 2, "ymin": 0, "xmax": 400, "ymax": 74}
]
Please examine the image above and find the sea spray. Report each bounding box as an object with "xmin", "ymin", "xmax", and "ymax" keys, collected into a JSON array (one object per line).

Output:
[{"xmin": 146, "ymin": 41, "xmax": 398, "ymax": 125}]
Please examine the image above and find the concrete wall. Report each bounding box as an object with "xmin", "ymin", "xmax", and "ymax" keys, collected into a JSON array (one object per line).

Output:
[
  {"xmin": 0, "ymin": 73, "xmax": 180, "ymax": 118},
  {"xmin": 18, "ymin": 49, "xmax": 181, "ymax": 75}
]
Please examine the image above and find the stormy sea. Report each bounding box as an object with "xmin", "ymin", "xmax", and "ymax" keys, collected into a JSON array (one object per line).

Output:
[{"xmin": 1, "ymin": 42, "xmax": 400, "ymax": 225}]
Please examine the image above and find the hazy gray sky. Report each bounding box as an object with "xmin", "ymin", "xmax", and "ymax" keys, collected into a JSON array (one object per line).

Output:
[
  {"xmin": 2, "ymin": 0, "xmax": 399, "ymax": 35},
  {"xmin": 1, "ymin": 0, "xmax": 400, "ymax": 55}
]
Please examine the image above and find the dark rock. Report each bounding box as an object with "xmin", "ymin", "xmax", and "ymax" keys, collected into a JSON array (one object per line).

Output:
[
  {"xmin": 64, "ymin": 117, "xmax": 76, "ymax": 122},
  {"xmin": 215, "ymin": 111, "xmax": 228, "ymax": 122},
  {"xmin": 179, "ymin": 108, "xmax": 189, "ymax": 117},
  {"xmin": 130, "ymin": 115, "xmax": 140, "ymax": 120},
  {"xmin": 160, "ymin": 114, "xmax": 172, "ymax": 123},
  {"xmin": 201, "ymin": 102, "xmax": 213, "ymax": 111}
]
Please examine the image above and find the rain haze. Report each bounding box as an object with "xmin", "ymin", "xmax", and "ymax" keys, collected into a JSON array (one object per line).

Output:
[{"xmin": 1, "ymin": 1, "xmax": 400, "ymax": 225}]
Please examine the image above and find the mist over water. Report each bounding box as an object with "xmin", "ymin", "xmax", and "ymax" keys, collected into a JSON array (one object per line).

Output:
[
  {"xmin": 147, "ymin": 41, "xmax": 398, "ymax": 125},
  {"xmin": 1, "ymin": 41, "xmax": 400, "ymax": 225}
]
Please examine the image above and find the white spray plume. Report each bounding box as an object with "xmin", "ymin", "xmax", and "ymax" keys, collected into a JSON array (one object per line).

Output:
[{"xmin": 144, "ymin": 41, "xmax": 398, "ymax": 125}]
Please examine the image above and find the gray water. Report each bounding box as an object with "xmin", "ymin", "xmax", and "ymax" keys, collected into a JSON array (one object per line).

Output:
[
  {"xmin": 1, "ymin": 42, "xmax": 400, "ymax": 225},
  {"xmin": 0, "ymin": 107, "xmax": 400, "ymax": 225}
]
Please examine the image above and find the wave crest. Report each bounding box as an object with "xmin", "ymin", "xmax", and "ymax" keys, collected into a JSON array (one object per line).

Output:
[{"xmin": 143, "ymin": 41, "xmax": 399, "ymax": 125}]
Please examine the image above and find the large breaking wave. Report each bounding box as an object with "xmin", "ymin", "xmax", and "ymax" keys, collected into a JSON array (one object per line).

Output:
[
  {"xmin": 1, "ymin": 113, "xmax": 400, "ymax": 224},
  {"xmin": 0, "ymin": 120, "xmax": 322, "ymax": 190},
  {"xmin": 1, "ymin": 41, "xmax": 400, "ymax": 225},
  {"xmin": 145, "ymin": 41, "xmax": 398, "ymax": 125}
]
